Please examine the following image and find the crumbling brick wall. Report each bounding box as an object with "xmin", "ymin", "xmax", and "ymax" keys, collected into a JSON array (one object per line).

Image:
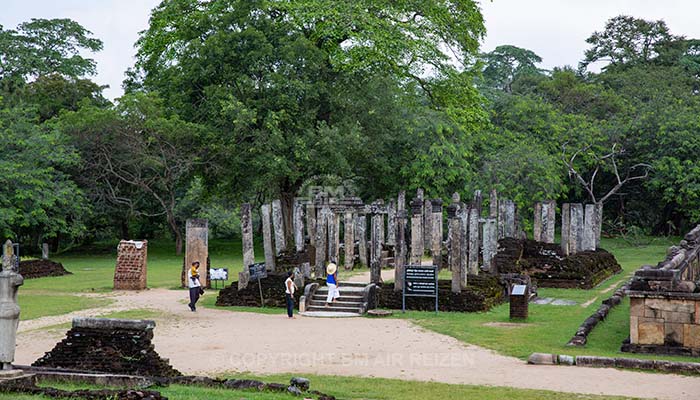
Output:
[{"xmin": 114, "ymin": 240, "xmax": 148, "ymax": 290}]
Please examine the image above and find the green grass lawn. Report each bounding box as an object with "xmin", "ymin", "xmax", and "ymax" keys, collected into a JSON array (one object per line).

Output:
[
  {"xmin": 0, "ymin": 374, "xmax": 639, "ymax": 400},
  {"xmin": 395, "ymin": 236, "xmax": 700, "ymax": 363}
]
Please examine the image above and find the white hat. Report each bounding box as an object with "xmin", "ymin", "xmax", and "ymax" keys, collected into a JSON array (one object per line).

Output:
[{"xmin": 326, "ymin": 263, "xmax": 337, "ymax": 275}]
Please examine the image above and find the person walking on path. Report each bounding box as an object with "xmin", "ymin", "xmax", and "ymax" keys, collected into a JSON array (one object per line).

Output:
[
  {"xmin": 188, "ymin": 261, "xmax": 203, "ymax": 312},
  {"xmin": 325, "ymin": 262, "xmax": 340, "ymax": 307},
  {"xmin": 284, "ymin": 271, "xmax": 297, "ymax": 319}
]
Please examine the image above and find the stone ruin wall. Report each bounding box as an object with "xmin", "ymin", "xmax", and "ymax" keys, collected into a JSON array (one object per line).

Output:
[
  {"xmin": 624, "ymin": 225, "xmax": 700, "ymax": 356},
  {"xmin": 113, "ymin": 240, "xmax": 148, "ymax": 290}
]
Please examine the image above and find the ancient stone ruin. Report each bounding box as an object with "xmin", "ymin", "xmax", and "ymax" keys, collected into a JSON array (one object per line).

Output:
[
  {"xmin": 181, "ymin": 219, "xmax": 210, "ymax": 288},
  {"xmin": 0, "ymin": 240, "xmax": 23, "ymax": 371},
  {"xmin": 33, "ymin": 318, "xmax": 181, "ymax": 377},
  {"xmin": 623, "ymin": 225, "xmax": 700, "ymax": 356},
  {"xmin": 113, "ymin": 240, "xmax": 148, "ymax": 290},
  {"xmin": 17, "ymin": 259, "xmax": 70, "ymax": 279}
]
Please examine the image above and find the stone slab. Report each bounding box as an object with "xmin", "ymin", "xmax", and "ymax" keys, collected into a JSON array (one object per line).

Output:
[{"xmin": 72, "ymin": 317, "xmax": 155, "ymax": 331}]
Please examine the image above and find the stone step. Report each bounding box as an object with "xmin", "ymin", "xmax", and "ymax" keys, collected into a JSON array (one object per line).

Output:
[
  {"xmin": 309, "ymin": 299, "xmax": 362, "ymax": 307},
  {"xmin": 300, "ymin": 311, "xmax": 361, "ymax": 318},
  {"xmin": 307, "ymin": 305, "xmax": 362, "ymax": 313},
  {"xmin": 311, "ymin": 296, "xmax": 363, "ymax": 304},
  {"xmin": 315, "ymin": 286, "xmax": 365, "ymax": 293},
  {"xmin": 337, "ymin": 281, "xmax": 368, "ymax": 288}
]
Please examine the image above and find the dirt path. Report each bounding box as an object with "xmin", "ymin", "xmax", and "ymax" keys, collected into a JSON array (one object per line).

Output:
[{"xmin": 15, "ymin": 288, "xmax": 700, "ymax": 400}]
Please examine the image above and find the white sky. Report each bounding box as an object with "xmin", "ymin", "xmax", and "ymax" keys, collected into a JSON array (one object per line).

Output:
[{"xmin": 1, "ymin": 0, "xmax": 698, "ymax": 100}]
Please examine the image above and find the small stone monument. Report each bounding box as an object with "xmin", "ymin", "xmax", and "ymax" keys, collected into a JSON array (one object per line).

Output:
[
  {"xmin": 113, "ymin": 240, "xmax": 148, "ymax": 290},
  {"xmin": 41, "ymin": 243, "xmax": 49, "ymax": 260},
  {"xmin": 0, "ymin": 240, "xmax": 23, "ymax": 370}
]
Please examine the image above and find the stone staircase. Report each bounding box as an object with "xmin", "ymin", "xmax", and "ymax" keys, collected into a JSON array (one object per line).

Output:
[{"xmin": 302, "ymin": 282, "xmax": 368, "ymax": 317}]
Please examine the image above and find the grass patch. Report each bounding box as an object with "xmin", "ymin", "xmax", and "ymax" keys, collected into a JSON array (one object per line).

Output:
[
  {"xmin": 395, "ymin": 236, "xmax": 700, "ymax": 363},
  {"xmin": 2, "ymin": 374, "xmax": 640, "ymax": 400},
  {"xmin": 18, "ymin": 291, "xmax": 112, "ymax": 320}
]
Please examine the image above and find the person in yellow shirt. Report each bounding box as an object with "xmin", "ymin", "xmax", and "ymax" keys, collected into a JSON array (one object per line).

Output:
[{"xmin": 188, "ymin": 261, "xmax": 202, "ymax": 312}]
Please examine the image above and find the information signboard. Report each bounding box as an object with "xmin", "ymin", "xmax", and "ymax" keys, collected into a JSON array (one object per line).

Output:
[{"xmin": 403, "ymin": 265, "xmax": 438, "ymax": 313}]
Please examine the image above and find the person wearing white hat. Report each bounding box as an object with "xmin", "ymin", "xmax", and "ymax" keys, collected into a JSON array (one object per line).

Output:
[{"xmin": 325, "ymin": 262, "xmax": 340, "ymax": 306}]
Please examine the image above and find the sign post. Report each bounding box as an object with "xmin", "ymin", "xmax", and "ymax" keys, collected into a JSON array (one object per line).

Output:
[
  {"xmin": 402, "ymin": 265, "xmax": 438, "ymax": 313},
  {"xmin": 248, "ymin": 262, "xmax": 267, "ymax": 307}
]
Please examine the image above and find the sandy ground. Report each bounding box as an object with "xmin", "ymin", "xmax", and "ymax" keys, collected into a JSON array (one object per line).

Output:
[{"xmin": 14, "ymin": 285, "xmax": 700, "ymax": 400}]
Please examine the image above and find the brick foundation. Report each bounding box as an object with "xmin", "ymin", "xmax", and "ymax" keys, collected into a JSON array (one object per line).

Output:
[{"xmin": 113, "ymin": 240, "xmax": 148, "ymax": 290}]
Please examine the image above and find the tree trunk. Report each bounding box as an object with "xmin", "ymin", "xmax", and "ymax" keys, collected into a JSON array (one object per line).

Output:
[
  {"xmin": 167, "ymin": 214, "xmax": 183, "ymax": 255},
  {"xmin": 120, "ymin": 219, "xmax": 130, "ymax": 239},
  {"xmin": 280, "ymin": 191, "xmax": 296, "ymax": 252}
]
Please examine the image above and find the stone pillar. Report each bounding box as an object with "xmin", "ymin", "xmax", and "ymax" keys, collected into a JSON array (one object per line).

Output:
[
  {"xmin": 561, "ymin": 203, "xmax": 571, "ymax": 255},
  {"xmin": 504, "ymin": 200, "xmax": 517, "ymax": 238},
  {"xmin": 468, "ymin": 207, "xmax": 480, "ymax": 275},
  {"xmin": 41, "ymin": 243, "xmax": 49, "ymax": 260},
  {"xmin": 370, "ymin": 214, "xmax": 383, "ymax": 284},
  {"xmin": 459, "ymin": 204, "xmax": 469, "ymax": 287},
  {"xmin": 447, "ymin": 204, "xmax": 462, "ymax": 293},
  {"xmin": 271, "ymin": 199, "xmax": 286, "ymax": 255},
  {"xmin": 327, "ymin": 212, "xmax": 340, "ymax": 263},
  {"xmin": 397, "ymin": 191, "xmax": 406, "ymax": 212},
  {"xmin": 410, "ymin": 198, "xmax": 424, "ymax": 264},
  {"xmin": 0, "ymin": 240, "xmax": 23, "ymax": 370},
  {"xmin": 394, "ymin": 210, "xmax": 407, "ymax": 292},
  {"xmin": 184, "ymin": 219, "xmax": 209, "ymax": 288},
  {"xmin": 387, "ymin": 200, "xmax": 396, "ymax": 246},
  {"xmin": 533, "ymin": 202, "xmax": 543, "ymax": 242},
  {"xmin": 446, "ymin": 193, "xmax": 460, "ymax": 253},
  {"xmin": 241, "ymin": 203, "xmax": 255, "ymax": 269},
  {"xmin": 293, "ymin": 201, "xmax": 305, "ymax": 253},
  {"xmin": 114, "ymin": 240, "xmax": 148, "ymax": 290},
  {"xmin": 569, "ymin": 203, "xmax": 584, "ymax": 255},
  {"xmin": 489, "ymin": 189, "xmax": 498, "ymax": 218},
  {"xmin": 482, "ymin": 218, "xmax": 498, "ymax": 274},
  {"xmin": 344, "ymin": 212, "xmax": 354, "ymax": 270},
  {"xmin": 534, "ymin": 200, "xmax": 556, "ymax": 244},
  {"xmin": 473, "ymin": 190, "xmax": 483, "ymax": 217},
  {"xmin": 314, "ymin": 205, "xmax": 329, "ymax": 277},
  {"xmin": 594, "ymin": 203, "xmax": 603, "ymax": 248},
  {"xmin": 306, "ymin": 202, "xmax": 316, "ymax": 248},
  {"xmin": 583, "ymin": 204, "xmax": 597, "ymax": 251},
  {"xmin": 356, "ymin": 214, "xmax": 368, "ymax": 267},
  {"xmin": 430, "ymin": 199, "xmax": 443, "ymax": 269},
  {"xmin": 261, "ymin": 204, "xmax": 276, "ymax": 271},
  {"xmin": 423, "ymin": 198, "xmax": 432, "ymax": 251}
]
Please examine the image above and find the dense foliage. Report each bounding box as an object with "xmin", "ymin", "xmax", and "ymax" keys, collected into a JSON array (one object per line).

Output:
[{"xmin": 1, "ymin": 7, "xmax": 698, "ymax": 251}]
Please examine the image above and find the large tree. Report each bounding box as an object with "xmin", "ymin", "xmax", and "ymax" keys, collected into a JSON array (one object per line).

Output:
[{"xmin": 129, "ymin": 0, "xmax": 487, "ymax": 247}]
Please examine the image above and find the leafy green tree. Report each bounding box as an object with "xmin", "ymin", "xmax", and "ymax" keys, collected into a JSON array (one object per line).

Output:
[
  {"xmin": 480, "ymin": 45, "xmax": 545, "ymax": 93},
  {"xmin": 0, "ymin": 105, "xmax": 87, "ymax": 246},
  {"xmin": 129, "ymin": 0, "xmax": 488, "ymax": 245},
  {"xmin": 581, "ymin": 15, "xmax": 679, "ymax": 70}
]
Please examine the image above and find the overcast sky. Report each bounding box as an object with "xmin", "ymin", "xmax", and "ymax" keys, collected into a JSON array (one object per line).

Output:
[{"xmin": 1, "ymin": 1, "xmax": 698, "ymax": 100}]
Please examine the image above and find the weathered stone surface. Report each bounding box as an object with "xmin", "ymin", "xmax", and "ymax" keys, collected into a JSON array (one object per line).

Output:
[
  {"xmin": 468, "ymin": 207, "xmax": 479, "ymax": 275},
  {"xmin": 271, "ymin": 200, "xmax": 286, "ymax": 255},
  {"xmin": 630, "ymin": 316, "xmax": 639, "ymax": 343},
  {"xmin": 293, "ymin": 201, "xmax": 305, "ymax": 253},
  {"xmin": 430, "ymin": 199, "xmax": 443, "ymax": 269},
  {"xmin": 394, "ymin": 210, "xmax": 407, "ymax": 292},
  {"xmin": 582, "ymin": 204, "xmax": 597, "ymax": 251},
  {"xmin": 533, "ymin": 202, "xmax": 542, "ymax": 242},
  {"xmin": 370, "ymin": 214, "xmax": 383, "ymax": 284},
  {"xmin": 527, "ymin": 353, "xmax": 557, "ymax": 365},
  {"xmin": 630, "ymin": 297, "xmax": 644, "ymax": 317},
  {"xmin": 261, "ymin": 204, "xmax": 276, "ymax": 271},
  {"xmin": 569, "ymin": 203, "xmax": 584, "ymax": 254},
  {"xmin": 73, "ymin": 317, "xmax": 155, "ymax": 331},
  {"xmin": 638, "ymin": 319, "xmax": 665, "ymax": 345},
  {"xmin": 41, "ymin": 243, "xmax": 49, "ymax": 260},
  {"xmin": 327, "ymin": 212, "xmax": 340, "ymax": 263},
  {"xmin": 489, "ymin": 189, "xmax": 498, "ymax": 218},
  {"xmin": 683, "ymin": 324, "xmax": 700, "ymax": 348},
  {"xmin": 241, "ymin": 203, "xmax": 255, "ymax": 269},
  {"xmin": 646, "ymin": 299, "xmax": 695, "ymax": 313},
  {"xmin": 343, "ymin": 212, "xmax": 354, "ymax": 270},
  {"xmin": 459, "ymin": 204, "xmax": 468, "ymax": 286},
  {"xmin": 423, "ymin": 198, "xmax": 431, "ymax": 250},
  {"xmin": 498, "ymin": 199, "xmax": 516, "ymax": 239},
  {"xmin": 534, "ymin": 201, "xmax": 556, "ymax": 244},
  {"xmin": 447, "ymin": 203, "xmax": 462, "ymax": 294},
  {"xmin": 314, "ymin": 205, "xmax": 329, "ymax": 277},
  {"xmin": 482, "ymin": 218, "xmax": 498, "ymax": 273},
  {"xmin": 561, "ymin": 203, "xmax": 571, "ymax": 255},
  {"xmin": 306, "ymin": 202, "xmax": 316, "ymax": 248},
  {"xmin": 387, "ymin": 200, "xmax": 397, "ymax": 246},
  {"xmin": 665, "ymin": 322, "xmax": 685, "ymax": 345},
  {"xmin": 356, "ymin": 214, "xmax": 368, "ymax": 267},
  {"xmin": 184, "ymin": 219, "xmax": 209, "ymax": 287},
  {"xmin": 410, "ymin": 198, "xmax": 424, "ymax": 264}
]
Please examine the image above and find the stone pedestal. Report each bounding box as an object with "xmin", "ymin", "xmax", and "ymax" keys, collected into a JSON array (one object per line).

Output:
[
  {"xmin": 0, "ymin": 241, "xmax": 22, "ymax": 370},
  {"xmin": 183, "ymin": 219, "xmax": 209, "ymax": 288},
  {"xmin": 113, "ymin": 240, "xmax": 148, "ymax": 290},
  {"xmin": 261, "ymin": 204, "xmax": 276, "ymax": 270}
]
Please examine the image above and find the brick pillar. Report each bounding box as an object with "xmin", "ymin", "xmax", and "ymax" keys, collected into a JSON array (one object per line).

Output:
[{"xmin": 114, "ymin": 240, "xmax": 148, "ymax": 290}]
